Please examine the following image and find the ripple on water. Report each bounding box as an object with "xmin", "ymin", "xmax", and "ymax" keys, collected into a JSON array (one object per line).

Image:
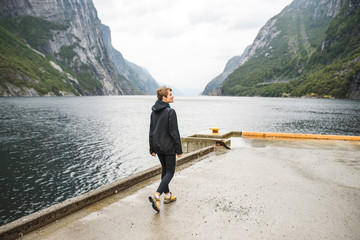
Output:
[{"xmin": 1, "ymin": 96, "xmax": 360, "ymax": 225}]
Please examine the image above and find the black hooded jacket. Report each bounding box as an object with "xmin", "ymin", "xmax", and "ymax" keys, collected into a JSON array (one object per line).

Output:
[{"xmin": 149, "ymin": 99, "xmax": 182, "ymax": 155}]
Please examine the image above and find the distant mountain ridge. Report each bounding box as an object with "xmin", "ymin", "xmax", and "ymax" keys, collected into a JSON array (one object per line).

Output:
[
  {"xmin": 0, "ymin": 0, "xmax": 158, "ymax": 96},
  {"xmin": 202, "ymin": 45, "xmax": 250, "ymax": 95},
  {"xmin": 205, "ymin": 0, "xmax": 360, "ymax": 99}
]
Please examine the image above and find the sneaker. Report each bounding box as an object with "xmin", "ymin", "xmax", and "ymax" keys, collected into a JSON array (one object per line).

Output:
[
  {"xmin": 149, "ymin": 193, "xmax": 160, "ymax": 212},
  {"xmin": 164, "ymin": 192, "xmax": 177, "ymax": 204}
]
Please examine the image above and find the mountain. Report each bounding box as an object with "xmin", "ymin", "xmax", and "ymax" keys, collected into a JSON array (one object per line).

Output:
[
  {"xmin": 208, "ymin": 0, "xmax": 360, "ymax": 99},
  {"xmin": 0, "ymin": 0, "xmax": 158, "ymax": 96},
  {"xmin": 202, "ymin": 45, "xmax": 250, "ymax": 95}
]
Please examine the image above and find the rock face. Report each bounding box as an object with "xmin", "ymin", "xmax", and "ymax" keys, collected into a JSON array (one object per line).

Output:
[
  {"xmin": 0, "ymin": 0, "xmax": 158, "ymax": 96},
  {"xmin": 290, "ymin": 0, "xmax": 344, "ymax": 18},
  {"xmin": 240, "ymin": 0, "xmax": 345, "ymax": 67},
  {"xmin": 202, "ymin": 46, "xmax": 250, "ymax": 95}
]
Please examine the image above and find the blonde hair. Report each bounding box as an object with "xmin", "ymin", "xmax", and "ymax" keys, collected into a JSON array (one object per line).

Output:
[{"xmin": 156, "ymin": 86, "xmax": 172, "ymax": 100}]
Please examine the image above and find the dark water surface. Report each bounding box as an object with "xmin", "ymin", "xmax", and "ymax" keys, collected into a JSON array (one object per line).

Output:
[{"xmin": 1, "ymin": 96, "xmax": 360, "ymax": 225}]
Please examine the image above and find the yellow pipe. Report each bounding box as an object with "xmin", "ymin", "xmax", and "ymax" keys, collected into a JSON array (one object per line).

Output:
[{"xmin": 241, "ymin": 131, "xmax": 360, "ymax": 141}]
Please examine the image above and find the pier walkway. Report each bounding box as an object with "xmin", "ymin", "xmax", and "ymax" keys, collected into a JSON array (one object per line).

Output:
[{"xmin": 20, "ymin": 137, "xmax": 360, "ymax": 239}]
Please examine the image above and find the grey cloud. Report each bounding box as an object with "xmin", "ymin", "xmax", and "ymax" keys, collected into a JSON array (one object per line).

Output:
[
  {"xmin": 188, "ymin": 9, "xmax": 227, "ymax": 25},
  {"xmin": 151, "ymin": 27, "xmax": 185, "ymax": 39},
  {"xmin": 228, "ymin": 19, "xmax": 264, "ymax": 31}
]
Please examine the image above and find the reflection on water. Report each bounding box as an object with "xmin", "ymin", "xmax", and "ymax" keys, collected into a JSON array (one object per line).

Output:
[{"xmin": 0, "ymin": 96, "xmax": 359, "ymax": 225}]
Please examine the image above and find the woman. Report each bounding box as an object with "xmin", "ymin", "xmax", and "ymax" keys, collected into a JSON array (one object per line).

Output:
[{"xmin": 149, "ymin": 86, "xmax": 182, "ymax": 213}]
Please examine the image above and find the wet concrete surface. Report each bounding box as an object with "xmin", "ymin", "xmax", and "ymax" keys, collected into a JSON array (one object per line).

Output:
[{"xmin": 21, "ymin": 138, "xmax": 360, "ymax": 240}]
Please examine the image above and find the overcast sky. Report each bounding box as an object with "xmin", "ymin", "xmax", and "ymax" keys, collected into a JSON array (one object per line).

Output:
[{"xmin": 92, "ymin": 0, "xmax": 293, "ymax": 94}]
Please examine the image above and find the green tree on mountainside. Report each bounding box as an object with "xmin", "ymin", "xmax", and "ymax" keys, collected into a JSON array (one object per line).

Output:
[
  {"xmin": 0, "ymin": 16, "xmax": 104, "ymax": 95},
  {"xmin": 219, "ymin": 0, "xmax": 360, "ymax": 98}
]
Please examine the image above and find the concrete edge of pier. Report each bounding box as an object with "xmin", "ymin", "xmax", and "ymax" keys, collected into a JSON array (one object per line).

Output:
[
  {"xmin": 1, "ymin": 130, "xmax": 359, "ymax": 240},
  {"xmin": 0, "ymin": 139, "xmax": 220, "ymax": 240}
]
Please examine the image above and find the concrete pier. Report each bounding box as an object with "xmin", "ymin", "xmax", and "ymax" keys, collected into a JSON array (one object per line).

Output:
[{"xmin": 18, "ymin": 136, "xmax": 360, "ymax": 240}]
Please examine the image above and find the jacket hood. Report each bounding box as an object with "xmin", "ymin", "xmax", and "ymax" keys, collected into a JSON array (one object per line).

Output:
[{"xmin": 152, "ymin": 99, "xmax": 169, "ymax": 112}]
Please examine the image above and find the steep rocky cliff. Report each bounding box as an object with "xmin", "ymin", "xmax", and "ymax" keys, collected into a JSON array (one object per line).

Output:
[
  {"xmin": 312, "ymin": 0, "xmax": 360, "ymax": 99},
  {"xmin": 207, "ymin": 0, "xmax": 360, "ymax": 98},
  {"xmin": 0, "ymin": 0, "xmax": 157, "ymax": 96},
  {"xmin": 240, "ymin": 0, "xmax": 344, "ymax": 66}
]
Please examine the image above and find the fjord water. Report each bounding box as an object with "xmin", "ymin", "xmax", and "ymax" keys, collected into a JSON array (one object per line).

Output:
[{"xmin": 1, "ymin": 96, "xmax": 360, "ymax": 225}]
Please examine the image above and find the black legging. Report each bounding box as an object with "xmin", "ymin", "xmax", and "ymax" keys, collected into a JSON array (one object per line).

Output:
[{"xmin": 156, "ymin": 153, "xmax": 176, "ymax": 194}]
